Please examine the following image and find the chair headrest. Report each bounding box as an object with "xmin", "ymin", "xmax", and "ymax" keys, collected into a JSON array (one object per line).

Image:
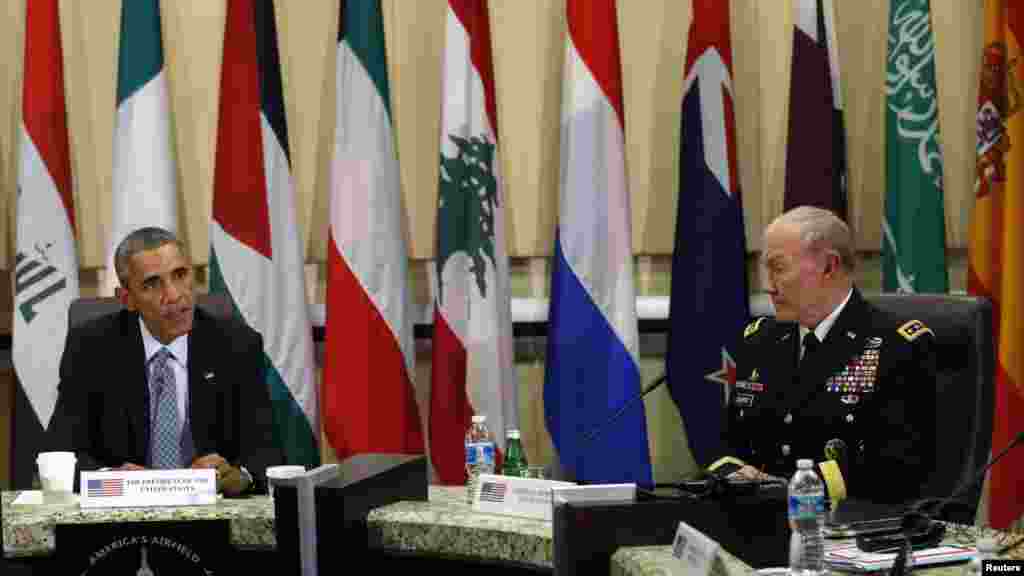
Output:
[{"xmin": 67, "ymin": 293, "xmax": 233, "ymax": 329}]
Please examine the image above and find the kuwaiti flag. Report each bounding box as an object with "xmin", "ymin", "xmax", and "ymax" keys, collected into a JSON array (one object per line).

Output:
[
  {"xmin": 783, "ymin": 0, "xmax": 847, "ymax": 220},
  {"xmin": 544, "ymin": 0, "xmax": 653, "ymax": 485},
  {"xmin": 325, "ymin": 0, "xmax": 424, "ymax": 461},
  {"xmin": 106, "ymin": 0, "xmax": 177, "ymax": 294},
  {"xmin": 666, "ymin": 0, "xmax": 750, "ymax": 469},
  {"xmin": 209, "ymin": 0, "xmax": 319, "ymax": 468},
  {"xmin": 14, "ymin": 0, "xmax": 79, "ymax": 485},
  {"xmin": 430, "ymin": 0, "xmax": 520, "ymax": 485}
]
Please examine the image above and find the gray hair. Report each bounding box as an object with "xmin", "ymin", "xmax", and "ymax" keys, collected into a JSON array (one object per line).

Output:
[
  {"xmin": 114, "ymin": 227, "xmax": 184, "ymax": 287},
  {"xmin": 769, "ymin": 206, "xmax": 857, "ymax": 272}
]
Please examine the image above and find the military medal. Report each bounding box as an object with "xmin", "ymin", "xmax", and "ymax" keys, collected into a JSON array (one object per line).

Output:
[{"xmin": 825, "ymin": 346, "xmax": 879, "ymax": 393}]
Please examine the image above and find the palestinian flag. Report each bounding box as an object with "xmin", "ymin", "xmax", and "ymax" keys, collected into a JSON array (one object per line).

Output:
[{"xmin": 209, "ymin": 0, "xmax": 319, "ymax": 468}]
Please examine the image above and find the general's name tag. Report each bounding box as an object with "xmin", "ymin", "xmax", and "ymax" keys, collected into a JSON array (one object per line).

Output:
[{"xmin": 80, "ymin": 469, "xmax": 217, "ymax": 508}]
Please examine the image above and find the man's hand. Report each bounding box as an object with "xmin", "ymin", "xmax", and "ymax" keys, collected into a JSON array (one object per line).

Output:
[
  {"xmin": 727, "ymin": 465, "xmax": 785, "ymax": 483},
  {"xmin": 116, "ymin": 463, "xmax": 146, "ymax": 471},
  {"xmin": 191, "ymin": 453, "xmax": 248, "ymax": 496}
]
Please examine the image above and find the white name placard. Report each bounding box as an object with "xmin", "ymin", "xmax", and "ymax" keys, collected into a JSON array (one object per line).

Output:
[
  {"xmin": 672, "ymin": 520, "xmax": 720, "ymax": 576},
  {"xmin": 472, "ymin": 474, "xmax": 576, "ymax": 521},
  {"xmin": 80, "ymin": 469, "xmax": 217, "ymax": 508},
  {"xmin": 550, "ymin": 483, "xmax": 636, "ymax": 505}
]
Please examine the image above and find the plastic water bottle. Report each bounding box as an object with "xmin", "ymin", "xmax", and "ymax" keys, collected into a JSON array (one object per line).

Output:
[
  {"xmin": 465, "ymin": 414, "xmax": 496, "ymax": 504},
  {"xmin": 503, "ymin": 429, "xmax": 528, "ymax": 477},
  {"xmin": 963, "ymin": 537, "xmax": 999, "ymax": 576},
  {"xmin": 788, "ymin": 458, "xmax": 825, "ymax": 576}
]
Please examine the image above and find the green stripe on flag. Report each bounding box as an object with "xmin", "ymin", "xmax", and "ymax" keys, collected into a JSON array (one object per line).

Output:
[
  {"xmin": 209, "ymin": 247, "xmax": 319, "ymax": 467},
  {"xmin": 883, "ymin": 0, "xmax": 948, "ymax": 293},
  {"xmin": 117, "ymin": 0, "xmax": 164, "ymax": 105},
  {"xmin": 342, "ymin": 0, "xmax": 391, "ymax": 116},
  {"xmin": 263, "ymin": 354, "xmax": 319, "ymax": 467}
]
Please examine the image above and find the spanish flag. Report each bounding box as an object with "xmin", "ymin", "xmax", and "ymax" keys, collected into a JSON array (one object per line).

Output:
[{"xmin": 972, "ymin": 0, "xmax": 1024, "ymax": 530}]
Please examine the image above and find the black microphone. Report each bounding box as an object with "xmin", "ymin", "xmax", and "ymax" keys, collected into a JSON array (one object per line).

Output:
[
  {"xmin": 580, "ymin": 373, "xmax": 667, "ymax": 444},
  {"xmin": 888, "ymin": 431, "xmax": 1024, "ymax": 576},
  {"xmin": 911, "ymin": 430, "xmax": 1024, "ymax": 519}
]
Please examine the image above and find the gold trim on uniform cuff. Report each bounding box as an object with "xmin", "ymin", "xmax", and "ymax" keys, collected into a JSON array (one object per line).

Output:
[
  {"xmin": 707, "ymin": 456, "xmax": 747, "ymax": 472},
  {"xmin": 818, "ymin": 459, "xmax": 847, "ymax": 507}
]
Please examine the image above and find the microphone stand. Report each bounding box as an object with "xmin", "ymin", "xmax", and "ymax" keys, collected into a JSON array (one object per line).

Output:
[{"xmin": 581, "ymin": 373, "xmax": 667, "ymax": 443}]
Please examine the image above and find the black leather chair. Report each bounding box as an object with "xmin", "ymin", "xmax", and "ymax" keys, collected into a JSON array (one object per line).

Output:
[
  {"xmin": 68, "ymin": 293, "xmax": 233, "ymax": 328},
  {"xmin": 865, "ymin": 293, "xmax": 994, "ymax": 522}
]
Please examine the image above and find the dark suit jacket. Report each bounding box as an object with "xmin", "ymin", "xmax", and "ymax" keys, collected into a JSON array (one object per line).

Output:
[
  {"xmin": 721, "ymin": 287, "xmax": 937, "ymax": 503},
  {"xmin": 47, "ymin": 307, "xmax": 282, "ymax": 494}
]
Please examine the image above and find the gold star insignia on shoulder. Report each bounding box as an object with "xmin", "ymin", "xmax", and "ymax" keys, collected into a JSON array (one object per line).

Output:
[
  {"xmin": 897, "ymin": 319, "xmax": 933, "ymax": 341},
  {"xmin": 744, "ymin": 317, "xmax": 767, "ymax": 339}
]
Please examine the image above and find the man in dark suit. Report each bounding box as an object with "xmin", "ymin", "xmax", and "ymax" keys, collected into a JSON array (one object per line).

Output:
[
  {"xmin": 708, "ymin": 206, "xmax": 937, "ymax": 505},
  {"xmin": 48, "ymin": 227, "xmax": 281, "ymax": 495}
]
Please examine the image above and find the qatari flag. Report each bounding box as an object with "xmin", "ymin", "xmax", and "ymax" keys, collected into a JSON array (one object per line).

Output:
[{"xmin": 783, "ymin": 0, "xmax": 848, "ymax": 219}]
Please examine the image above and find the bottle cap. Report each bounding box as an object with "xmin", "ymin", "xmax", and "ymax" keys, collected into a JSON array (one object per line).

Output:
[
  {"xmin": 471, "ymin": 415, "xmax": 487, "ymax": 424},
  {"xmin": 797, "ymin": 458, "xmax": 814, "ymax": 469},
  {"xmin": 506, "ymin": 429, "xmax": 521, "ymax": 439}
]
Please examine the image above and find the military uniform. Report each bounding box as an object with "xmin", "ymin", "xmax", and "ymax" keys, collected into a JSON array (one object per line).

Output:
[{"xmin": 716, "ymin": 288, "xmax": 937, "ymax": 504}]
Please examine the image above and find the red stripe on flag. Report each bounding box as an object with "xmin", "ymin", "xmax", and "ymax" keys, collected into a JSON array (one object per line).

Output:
[
  {"xmin": 685, "ymin": 0, "xmax": 733, "ymax": 74},
  {"xmin": 448, "ymin": 0, "xmax": 500, "ymax": 138},
  {"xmin": 429, "ymin": 310, "xmax": 473, "ymax": 484},
  {"xmin": 23, "ymin": 0, "xmax": 74, "ymax": 229},
  {"xmin": 324, "ymin": 235, "xmax": 424, "ymax": 459},
  {"xmin": 990, "ymin": 363, "xmax": 1024, "ymax": 528},
  {"xmin": 1009, "ymin": 1, "xmax": 1024, "ymax": 46},
  {"xmin": 213, "ymin": 0, "xmax": 273, "ymax": 260},
  {"xmin": 567, "ymin": 0, "xmax": 625, "ymax": 126}
]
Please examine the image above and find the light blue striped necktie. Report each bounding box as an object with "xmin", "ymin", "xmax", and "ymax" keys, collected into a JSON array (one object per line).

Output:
[{"xmin": 149, "ymin": 348, "xmax": 182, "ymax": 469}]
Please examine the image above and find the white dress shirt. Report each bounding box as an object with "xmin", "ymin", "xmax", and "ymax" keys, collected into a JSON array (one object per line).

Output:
[{"xmin": 798, "ymin": 287, "xmax": 853, "ymax": 360}]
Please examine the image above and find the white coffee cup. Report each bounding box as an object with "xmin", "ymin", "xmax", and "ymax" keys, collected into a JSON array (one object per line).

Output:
[
  {"xmin": 37, "ymin": 451, "xmax": 77, "ymax": 504},
  {"xmin": 265, "ymin": 465, "xmax": 305, "ymax": 499}
]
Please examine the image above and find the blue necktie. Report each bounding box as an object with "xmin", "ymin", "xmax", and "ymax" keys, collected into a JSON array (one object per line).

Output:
[{"xmin": 149, "ymin": 348, "xmax": 181, "ymax": 469}]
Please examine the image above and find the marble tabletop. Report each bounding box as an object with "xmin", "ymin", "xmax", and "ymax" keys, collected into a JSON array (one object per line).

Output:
[
  {"xmin": 367, "ymin": 485, "xmax": 555, "ymax": 569},
  {"xmin": 610, "ymin": 523, "xmax": 1024, "ymax": 576},
  {"xmin": 2, "ymin": 491, "xmax": 276, "ymax": 558}
]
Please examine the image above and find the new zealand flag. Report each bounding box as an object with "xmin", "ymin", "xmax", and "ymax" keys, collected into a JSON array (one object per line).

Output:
[{"xmin": 666, "ymin": 0, "xmax": 750, "ymax": 468}]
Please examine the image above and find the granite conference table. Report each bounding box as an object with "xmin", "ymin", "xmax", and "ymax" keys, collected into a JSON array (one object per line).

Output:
[
  {"xmin": 5, "ymin": 487, "xmax": 1020, "ymax": 575},
  {"xmin": 364, "ymin": 487, "xmax": 1022, "ymax": 575}
]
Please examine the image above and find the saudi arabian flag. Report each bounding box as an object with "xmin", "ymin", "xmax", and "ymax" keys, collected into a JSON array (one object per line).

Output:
[
  {"xmin": 883, "ymin": 0, "xmax": 948, "ymax": 293},
  {"xmin": 209, "ymin": 0, "xmax": 319, "ymax": 467},
  {"xmin": 106, "ymin": 0, "xmax": 177, "ymax": 294}
]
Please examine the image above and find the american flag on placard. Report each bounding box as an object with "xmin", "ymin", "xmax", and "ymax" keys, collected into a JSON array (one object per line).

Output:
[
  {"xmin": 479, "ymin": 481, "xmax": 507, "ymax": 503},
  {"xmin": 87, "ymin": 478, "xmax": 124, "ymax": 497}
]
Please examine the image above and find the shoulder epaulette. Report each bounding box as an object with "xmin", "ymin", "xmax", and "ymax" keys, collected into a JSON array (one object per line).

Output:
[
  {"xmin": 897, "ymin": 319, "xmax": 933, "ymax": 342},
  {"xmin": 744, "ymin": 317, "xmax": 767, "ymax": 339}
]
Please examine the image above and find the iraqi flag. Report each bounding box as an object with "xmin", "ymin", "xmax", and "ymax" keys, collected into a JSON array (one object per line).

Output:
[
  {"xmin": 106, "ymin": 0, "xmax": 178, "ymax": 293},
  {"xmin": 13, "ymin": 0, "xmax": 80, "ymax": 489},
  {"xmin": 325, "ymin": 0, "xmax": 425, "ymax": 461},
  {"xmin": 666, "ymin": 0, "xmax": 750, "ymax": 469},
  {"xmin": 543, "ymin": 0, "xmax": 653, "ymax": 485},
  {"xmin": 783, "ymin": 0, "xmax": 847, "ymax": 219},
  {"xmin": 429, "ymin": 0, "xmax": 520, "ymax": 485},
  {"xmin": 209, "ymin": 0, "xmax": 319, "ymax": 468}
]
